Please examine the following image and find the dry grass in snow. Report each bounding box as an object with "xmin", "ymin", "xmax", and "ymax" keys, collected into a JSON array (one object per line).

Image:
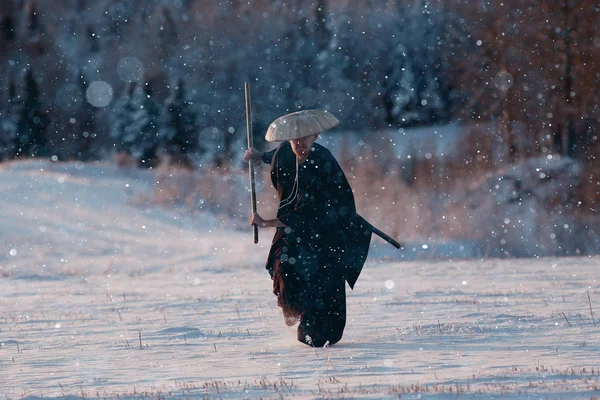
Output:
[{"xmin": 0, "ymin": 160, "xmax": 599, "ymax": 399}]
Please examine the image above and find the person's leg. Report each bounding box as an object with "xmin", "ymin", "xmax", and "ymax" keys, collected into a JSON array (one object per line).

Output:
[
  {"xmin": 273, "ymin": 257, "xmax": 304, "ymax": 325},
  {"xmin": 297, "ymin": 310, "xmax": 322, "ymax": 346},
  {"xmin": 321, "ymin": 284, "xmax": 346, "ymax": 345},
  {"xmin": 272, "ymin": 242, "xmax": 312, "ymax": 325},
  {"xmin": 296, "ymin": 272, "xmax": 347, "ymax": 347}
]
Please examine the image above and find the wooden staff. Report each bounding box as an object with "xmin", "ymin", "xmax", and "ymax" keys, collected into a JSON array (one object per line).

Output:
[{"xmin": 245, "ymin": 82, "xmax": 258, "ymax": 244}]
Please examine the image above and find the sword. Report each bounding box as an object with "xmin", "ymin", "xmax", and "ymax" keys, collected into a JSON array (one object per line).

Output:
[
  {"xmin": 371, "ymin": 225, "xmax": 402, "ymax": 249},
  {"xmin": 358, "ymin": 215, "xmax": 402, "ymax": 249}
]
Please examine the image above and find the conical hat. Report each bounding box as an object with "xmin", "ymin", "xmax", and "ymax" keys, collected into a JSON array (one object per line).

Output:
[{"xmin": 265, "ymin": 109, "xmax": 339, "ymax": 142}]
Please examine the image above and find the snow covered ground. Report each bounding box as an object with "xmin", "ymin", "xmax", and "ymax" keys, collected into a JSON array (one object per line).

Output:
[{"xmin": 1, "ymin": 160, "xmax": 599, "ymax": 399}]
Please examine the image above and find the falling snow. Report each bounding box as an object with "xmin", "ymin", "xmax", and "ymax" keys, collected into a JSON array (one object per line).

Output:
[{"xmin": 0, "ymin": 1, "xmax": 599, "ymax": 398}]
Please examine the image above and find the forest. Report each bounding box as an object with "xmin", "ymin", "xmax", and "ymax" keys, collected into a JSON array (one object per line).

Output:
[{"xmin": 0, "ymin": 0, "xmax": 598, "ymax": 255}]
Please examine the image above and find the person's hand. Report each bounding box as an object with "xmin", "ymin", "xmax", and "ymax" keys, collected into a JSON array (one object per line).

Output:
[
  {"xmin": 249, "ymin": 212, "xmax": 266, "ymax": 228},
  {"xmin": 243, "ymin": 148, "xmax": 262, "ymax": 164}
]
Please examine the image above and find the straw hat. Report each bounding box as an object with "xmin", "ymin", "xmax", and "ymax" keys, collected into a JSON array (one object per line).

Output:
[{"xmin": 265, "ymin": 109, "xmax": 340, "ymax": 142}]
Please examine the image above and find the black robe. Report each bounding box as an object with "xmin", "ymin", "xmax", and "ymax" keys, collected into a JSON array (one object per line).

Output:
[{"xmin": 262, "ymin": 141, "xmax": 372, "ymax": 347}]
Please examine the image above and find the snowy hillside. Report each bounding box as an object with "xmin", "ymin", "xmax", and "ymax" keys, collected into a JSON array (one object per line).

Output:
[{"xmin": 1, "ymin": 160, "xmax": 599, "ymax": 399}]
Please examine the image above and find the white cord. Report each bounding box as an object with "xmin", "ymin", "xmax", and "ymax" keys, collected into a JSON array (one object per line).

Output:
[
  {"xmin": 278, "ymin": 156, "xmax": 299, "ymax": 210},
  {"xmin": 278, "ymin": 156, "xmax": 299, "ymax": 209}
]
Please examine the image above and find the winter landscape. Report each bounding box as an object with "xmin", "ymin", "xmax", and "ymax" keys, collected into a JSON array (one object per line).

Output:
[
  {"xmin": 1, "ymin": 160, "xmax": 599, "ymax": 399},
  {"xmin": 1, "ymin": 0, "xmax": 599, "ymax": 399}
]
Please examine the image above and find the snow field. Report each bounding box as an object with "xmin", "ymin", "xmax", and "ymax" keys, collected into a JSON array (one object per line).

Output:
[{"xmin": 1, "ymin": 161, "xmax": 599, "ymax": 399}]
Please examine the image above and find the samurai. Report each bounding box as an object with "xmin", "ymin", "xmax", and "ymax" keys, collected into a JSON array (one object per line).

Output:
[{"xmin": 243, "ymin": 109, "xmax": 379, "ymax": 347}]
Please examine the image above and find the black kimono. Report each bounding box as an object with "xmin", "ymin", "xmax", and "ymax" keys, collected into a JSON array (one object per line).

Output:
[{"xmin": 261, "ymin": 141, "xmax": 372, "ymax": 347}]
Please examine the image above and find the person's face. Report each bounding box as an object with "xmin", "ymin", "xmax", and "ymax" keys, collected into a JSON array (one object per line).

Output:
[{"xmin": 290, "ymin": 134, "xmax": 318, "ymax": 159}]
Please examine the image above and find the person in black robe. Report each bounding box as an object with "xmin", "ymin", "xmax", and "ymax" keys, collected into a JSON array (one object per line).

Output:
[{"xmin": 244, "ymin": 127, "xmax": 372, "ymax": 347}]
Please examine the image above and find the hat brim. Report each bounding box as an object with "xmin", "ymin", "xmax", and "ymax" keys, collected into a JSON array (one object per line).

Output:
[{"xmin": 265, "ymin": 109, "xmax": 339, "ymax": 142}]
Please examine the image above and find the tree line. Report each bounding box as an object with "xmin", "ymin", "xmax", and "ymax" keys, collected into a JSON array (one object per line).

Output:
[{"xmin": 0, "ymin": 0, "xmax": 597, "ymax": 168}]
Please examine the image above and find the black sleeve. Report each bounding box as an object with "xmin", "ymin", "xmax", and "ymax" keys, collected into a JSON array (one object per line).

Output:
[
  {"xmin": 261, "ymin": 148, "xmax": 277, "ymax": 164},
  {"xmin": 321, "ymin": 151, "xmax": 356, "ymax": 218}
]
